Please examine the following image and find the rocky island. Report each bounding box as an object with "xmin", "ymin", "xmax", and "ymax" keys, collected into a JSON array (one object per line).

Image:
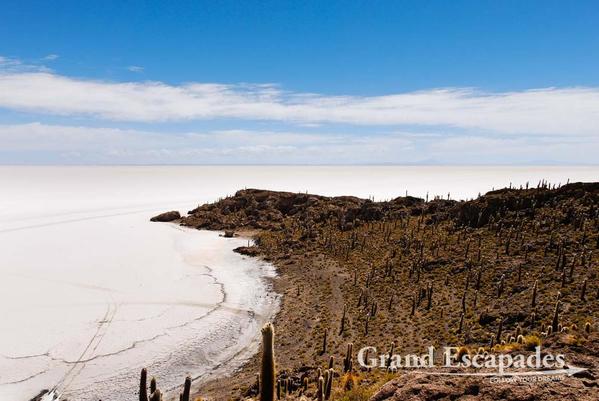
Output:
[{"xmin": 149, "ymin": 183, "xmax": 599, "ymax": 401}]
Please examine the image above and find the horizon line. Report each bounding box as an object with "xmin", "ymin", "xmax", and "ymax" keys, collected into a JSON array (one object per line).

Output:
[{"xmin": 1, "ymin": 163, "xmax": 599, "ymax": 167}]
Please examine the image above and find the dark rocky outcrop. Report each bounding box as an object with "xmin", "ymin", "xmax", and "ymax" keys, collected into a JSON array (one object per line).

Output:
[
  {"xmin": 454, "ymin": 182, "xmax": 599, "ymax": 228},
  {"xmin": 153, "ymin": 183, "xmax": 598, "ymax": 235},
  {"xmin": 150, "ymin": 210, "xmax": 181, "ymax": 222},
  {"xmin": 178, "ymin": 188, "xmax": 447, "ymax": 231},
  {"xmin": 233, "ymin": 246, "xmax": 260, "ymax": 256}
]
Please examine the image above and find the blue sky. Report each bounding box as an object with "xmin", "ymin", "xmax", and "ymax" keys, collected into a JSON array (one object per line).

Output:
[{"xmin": 1, "ymin": 0, "xmax": 598, "ymax": 164}]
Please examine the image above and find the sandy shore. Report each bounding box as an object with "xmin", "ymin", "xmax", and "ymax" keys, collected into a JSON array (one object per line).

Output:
[{"xmin": 199, "ymin": 237, "xmax": 346, "ymax": 400}]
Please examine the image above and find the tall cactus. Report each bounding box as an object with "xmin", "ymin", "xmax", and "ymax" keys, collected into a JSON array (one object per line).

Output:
[
  {"xmin": 276, "ymin": 380, "xmax": 281, "ymax": 400},
  {"xmin": 140, "ymin": 368, "xmax": 148, "ymax": 401},
  {"xmin": 325, "ymin": 368, "xmax": 334, "ymax": 400},
  {"xmin": 496, "ymin": 317, "xmax": 503, "ymax": 343},
  {"xmin": 260, "ymin": 323, "xmax": 276, "ymax": 401},
  {"xmin": 581, "ymin": 279, "xmax": 587, "ymax": 301},
  {"xmin": 552, "ymin": 300, "xmax": 560, "ymax": 333},
  {"xmin": 497, "ymin": 274, "xmax": 505, "ymax": 297},
  {"xmin": 426, "ymin": 282, "xmax": 433, "ymax": 310},
  {"xmin": 386, "ymin": 342, "xmax": 395, "ymax": 369},
  {"xmin": 343, "ymin": 343, "xmax": 353, "ymax": 373},
  {"xmin": 317, "ymin": 376, "xmax": 324, "ymax": 401},
  {"xmin": 180, "ymin": 376, "xmax": 191, "ymax": 401},
  {"xmin": 339, "ymin": 304, "xmax": 347, "ymax": 335}
]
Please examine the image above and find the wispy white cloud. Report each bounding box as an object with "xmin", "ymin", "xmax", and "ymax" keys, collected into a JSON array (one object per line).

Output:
[
  {"xmin": 0, "ymin": 69, "xmax": 598, "ymax": 136},
  {"xmin": 0, "ymin": 123, "xmax": 416, "ymax": 164},
  {"xmin": 427, "ymin": 135, "xmax": 599, "ymax": 164},
  {"xmin": 43, "ymin": 54, "xmax": 59, "ymax": 61},
  {"xmin": 0, "ymin": 56, "xmax": 52, "ymax": 73},
  {"xmin": 1, "ymin": 123, "xmax": 596, "ymax": 164},
  {"xmin": 127, "ymin": 65, "xmax": 144, "ymax": 73},
  {"xmin": 0, "ymin": 56, "xmax": 596, "ymax": 164},
  {"xmin": 0, "ymin": 56, "xmax": 22, "ymax": 68}
]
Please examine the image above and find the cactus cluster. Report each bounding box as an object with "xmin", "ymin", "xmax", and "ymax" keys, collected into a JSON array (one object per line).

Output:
[{"xmin": 138, "ymin": 369, "xmax": 191, "ymax": 401}]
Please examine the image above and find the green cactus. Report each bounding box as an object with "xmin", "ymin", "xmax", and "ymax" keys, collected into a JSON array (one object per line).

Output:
[
  {"xmin": 343, "ymin": 343, "xmax": 353, "ymax": 373},
  {"xmin": 496, "ymin": 318, "xmax": 503, "ymax": 343},
  {"xmin": 317, "ymin": 376, "xmax": 324, "ymax": 401},
  {"xmin": 325, "ymin": 369, "xmax": 333, "ymax": 400},
  {"xmin": 276, "ymin": 379, "xmax": 281, "ymax": 400},
  {"xmin": 260, "ymin": 323, "xmax": 276, "ymax": 401},
  {"xmin": 497, "ymin": 274, "xmax": 505, "ymax": 297},
  {"xmin": 386, "ymin": 342, "xmax": 395, "ymax": 369},
  {"xmin": 321, "ymin": 329, "xmax": 328, "ymax": 355},
  {"xmin": 426, "ymin": 282, "xmax": 433, "ymax": 310},
  {"xmin": 140, "ymin": 368, "xmax": 148, "ymax": 401},
  {"xmin": 518, "ymin": 264, "xmax": 522, "ymax": 282},
  {"xmin": 149, "ymin": 389, "xmax": 162, "ymax": 401},
  {"xmin": 552, "ymin": 301, "xmax": 560, "ymax": 333},
  {"xmin": 339, "ymin": 304, "xmax": 347, "ymax": 335},
  {"xmin": 181, "ymin": 376, "xmax": 191, "ymax": 401}
]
